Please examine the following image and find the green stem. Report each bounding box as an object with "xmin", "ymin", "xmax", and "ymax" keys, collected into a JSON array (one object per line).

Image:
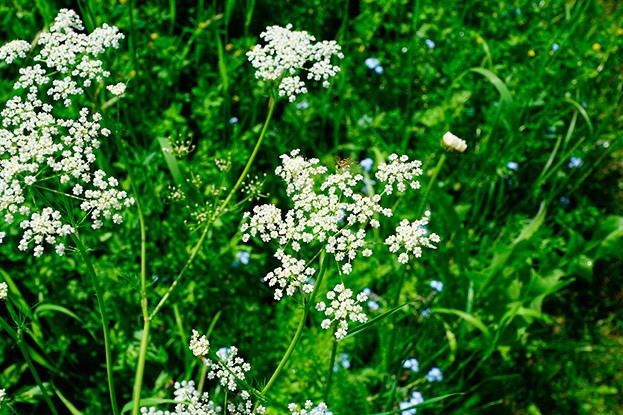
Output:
[
  {"xmin": 131, "ymin": 319, "xmax": 151, "ymax": 415},
  {"xmin": 150, "ymin": 221, "xmax": 211, "ymax": 320},
  {"xmin": 259, "ymin": 251, "xmax": 328, "ymax": 398},
  {"xmin": 15, "ymin": 325, "xmax": 58, "ymax": 415},
  {"xmin": 71, "ymin": 234, "xmax": 119, "ymax": 415},
  {"xmin": 216, "ymin": 96, "xmax": 276, "ymax": 216},
  {"xmin": 116, "ymin": 127, "xmax": 150, "ymax": 415},
  {"xmin": 417, "ymin": 153, "xmax": 447, "ymax": 218},
  {"xmin": 151, "ymin": 96, "xmax": 276, "ymax": 321},
  {"xmin": 323, "ymin": 337, "xmax": 339, "ymax": 402}
]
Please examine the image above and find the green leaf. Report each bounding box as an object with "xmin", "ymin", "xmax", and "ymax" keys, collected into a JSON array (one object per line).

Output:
[
  {"xmin": 157, "ymin": 136, "xmax": 183, "ymax": 186},
  {"xmin": 433, "ymin": 308, "xmax": 492, "ymax": 341}
]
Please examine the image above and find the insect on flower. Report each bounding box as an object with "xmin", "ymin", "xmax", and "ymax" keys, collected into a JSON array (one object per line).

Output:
[{"xmin": 334, "ymin": 155, "xmax": 356, "ymax": 170}]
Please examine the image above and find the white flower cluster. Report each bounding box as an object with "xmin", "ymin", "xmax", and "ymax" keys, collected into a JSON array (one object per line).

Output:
[
  {"xmin": 242, "ymin": 150, "xmax": 436, "ymax": 298},
  {"xmin": 264, "ymin": 249, "xmax": 316, "ymax": 301},
  {"xmin": 140, "ymin": 380, "xmax": 220, "ymax": 415},
  {"xmin": 386, "ymin": 218, "xmax": 440, "ymax": 264},
  {"xmin": 0, "ymin": 9, "xmax": 134, "ymax": 256},
  {"xmin": 0, "ymin": 282, "xmax": 6, "ymax": 300},
  {"xmin": 247, "ymin": 24, "xmax": 343, "ymax": 101},
  {"xmin": 0, "ymin": 388, "xmax": 5, "ymax": 402},
  {"xmin": 189, "ymin": 329, "xmax": 210, "ymax": 357},
  {"xmin": 315, "ymin": 283, "xmax": 368, "ymax": 339},
  {"xmin": 187, "ymin": 333, "xmax": 266, "ymax": 415},
  {"xmin": 288, "ymin": 401, "xmax": 330, "ymax": 415},
  {"xmin": 0, "ymin": 40, "xmax": 31, "ymax": 64},
  {"xmin": 205, "ymin": 346, "xmax": 251, "ymax": 392},
  {"xmin": 375, "ymin": 154, "xmax": 423, "ymax": 194}
]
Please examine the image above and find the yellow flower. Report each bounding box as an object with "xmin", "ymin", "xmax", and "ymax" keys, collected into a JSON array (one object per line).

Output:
[
  {"xmin": 592, "ymin": 42, "xmax": 601, "ymax": 52},
  {"xmin": 150, "ymin": 32, "xmax": 158, "ymax": 41},
  {"xmin": 358, "ymin": 44, "xmax": 365, "ymax": 53},
  {"xmin": 617, "ymin": 28, "xmax": 623, "ymax": 36},
  {"xmin": 225, "ymin": 43, "xmax": 233, "ymax": 51},
  {"xmin": 528, "ymin": 49, "xmax": 536, "ymax": 57}
]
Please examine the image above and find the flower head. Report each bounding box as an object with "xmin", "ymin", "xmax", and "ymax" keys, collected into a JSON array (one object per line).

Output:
[
  {"xmin": 0, "ymin": 282, "xmax": 7, "ymax": 300},
  {"xmin": 247, "ymin": 24, "xmax": 343, "ymax": 102},
  {"xmin": 441, "ymin": 132, "xmax": 467, "ymax": 152},
  {"xmin": 0, "ymin": 9, "xmax": 133, "ymax": 257},
  {"xmin": 399, "ymin": 391, "xmax": 424, "ymax": 415},
  {"xmin": 568, "ymin": 157, "xmax": 583, "ymax": 169},
  {"xmin": 429, "ymin": 280, "xmax": 443, "ymax": 292},
  {"xmin": 425, "ymin": 39, "xmax": 435, "ymax": 49},
  {"xmin": 506, "ymin": 161, "xmax": 519, "ymax": 171},
  {"xmin": 403, "ymin": 358, "xmax": 419, "ymax": 373},
  {"xmin": 360, "ymin": 157, "xmax": 374, "ymax": 173},
  {"xmin": 316, "ymin": 284, "xmax": 368, "ymax": 339},
  {"xmin": 426, "ymin": 367, "xmax": 443, "ymax": 382}
]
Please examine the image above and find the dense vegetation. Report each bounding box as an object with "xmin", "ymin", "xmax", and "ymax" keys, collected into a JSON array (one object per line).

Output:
[{"xmin": 0, "ymin": 1, "xmax": 622, "ymax": 414}]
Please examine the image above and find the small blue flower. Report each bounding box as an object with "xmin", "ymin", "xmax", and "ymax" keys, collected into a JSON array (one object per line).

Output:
[
  {"xmin": 399, "ymin": 391, "xmax": 424, "ymax": 415},
  {"xmin": 229, "ymin": 116, "xmax": 239, "ymax": 125},
  {"xmin": 361, "ymin": 178, "xmax": 377, "ymax": 194},
  {"xmin": 216, "ymin": 347, "xmax": 232, "ymax": 360},
  {"xmin": 425, "ymin": 39, "xmax": 435, "ymax": 49},
  {"xmin": 357, "ymin": 114, "xmax": 373, "ymax": 128},
  {"xmin": 426, "ymin": 367, "xmax": 443, "ymax": 382},
  {"xmin": 568, "ymin": 157, "xmax": 583, "ymax": 169},
  {"xmin": 362, "ymin": 287, "xmax": 372, "ymax": 297},
  {"xmin": 560, "ymin": 196, "xmax": 570, "ymax": 206},
  {"xmin": 360, "ymin": 158, "xmax": 374, "ymax": 173},
  {"xmin": 296, "ymin": 100, "xmax": 310, "ymax": 110},
  {"xmin": 403, "ymin": 358, "xmax": 419, "ymax": 373},
  {"xmin": 420, "ymin": 308, "xmax": 431, "ymax": 318},
  {"xmin": 429, "ymin": 280, "xmax": 443, "ymax": 293},
  {"xmin": 515, "ymin": 8, "xmax": 521, "ymax": 15},
  {"xmin": 551, "ymin": 43, "xmax": 559, "ymax": 52},
  {"xmin": 506, "ymin": 161, "xmax": 519, "ymax": 171},
  {"xmin": 374, "ymin": 65, "xmax": 384, "ymax": 75},
  {"xmin": 581, "ymin": 101, "xmax": 587, "ymax": 109},
  {"xmin": 365, "ymin": 57, "xmax": 381, "ymax": 69},
  {"xmin": 234, "ymin": 251, "xmax": 250, "ymax": 266},
  {"xmin": 334, "ymin": 352, "xmax": 351, "ymax": 372},
  {"xmin": 368, "ymin": 300, "xmax": 380, "ymax": 311}
]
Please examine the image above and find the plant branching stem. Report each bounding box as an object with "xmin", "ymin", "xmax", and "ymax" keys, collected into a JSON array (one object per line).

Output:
[
  {"xmin": 258, "ymin": 252, "xmax": 328, "ymax": 400},
  {"xmin": 71, "ymin": 234, "xmax": 119, "ymax": 415}
]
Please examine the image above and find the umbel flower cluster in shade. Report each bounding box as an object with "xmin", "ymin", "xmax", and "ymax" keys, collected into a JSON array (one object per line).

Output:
[
  {"xmin": 144, "ymin": 330, "xmax": 331, "ymax": 415},
  {"xmin": 241, "ymin": 150, "xmax": 440, "ymax": 338},
  {"xmin": 0, "ymin": 9, "xmax": 134, "ymax": 257},
  {"xmin": 247, "ymin": 24, "xmax": 343, "ymax": 101}
]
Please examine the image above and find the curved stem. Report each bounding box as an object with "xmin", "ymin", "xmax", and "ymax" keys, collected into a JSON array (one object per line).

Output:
[
  {"xmin": 216, "ymin": 96, "xmax": 276, "ymax": 216},
  {"xmin": 149, "ymin": 221, "xmax": 211, "ymax": 320},
  {"xmin": 259, "ymin": 251, "xmax": 328, "ymax": 398},
  {"xmin": 323, "ymin": 336, "xmax": 339, "ymax": 402},
  {"xmin": 116, "ymin": 129, "xmax": 151, "ymax": 415},
  {"xmin": 71, "ymin": 234, "xmax": 119, "ymax": 415},
  {"xmin": 151, "ymin": 96, "xmax": 276, "ymax": 320},
  {"xmin": 15, "ymin": 324, "xmax": 58, "ymax": 415},
  {"xmin": 417, "ymin": 153, "xmax": 446, "ymax": 218}
]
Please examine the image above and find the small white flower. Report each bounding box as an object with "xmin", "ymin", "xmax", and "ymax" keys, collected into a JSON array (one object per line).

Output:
[
  {"xmin": 106, "ymin": 82, "xmax": 126, "ymax": 96},
  {"xmin": 0, "ymin": 282, "xmax": 8, "ymax": 300},
  {"xmin": 189, "ymin": 329, "xmax": 210, "ymax": 357}
]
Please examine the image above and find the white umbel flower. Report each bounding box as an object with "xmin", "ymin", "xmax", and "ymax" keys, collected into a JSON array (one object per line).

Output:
[
  {"xmin": 247, "ymin": 24, "xmax": 343, "ymax": 101},
  {"xmin": 0, "ymin": 282, "xmax": 7, "ymax": 300}
]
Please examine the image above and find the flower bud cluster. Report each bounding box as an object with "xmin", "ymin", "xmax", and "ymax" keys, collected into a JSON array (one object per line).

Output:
[
  {"xmin": 316, "ymin": 283, "xmax": 368, "ymax": 339},
  {"xmin": 0, "ymin": 9, "xmax": 134, "ymax": 256},
  {"xmin": 247, "ymin": 24, "xmax": 343, "ymax": 102}
]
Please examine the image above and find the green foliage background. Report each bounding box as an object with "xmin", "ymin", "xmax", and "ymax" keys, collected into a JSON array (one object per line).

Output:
[{"xmin": 0, "ymin": 0, "xmax": 622, "ymax": 414}]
